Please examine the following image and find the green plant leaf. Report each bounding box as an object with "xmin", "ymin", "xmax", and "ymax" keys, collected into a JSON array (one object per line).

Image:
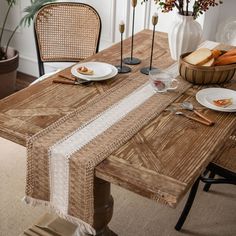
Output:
[
  {"xmin": 20, "ymin": 0, "xmax": 57, "ymax": 27},
  {"xmin": 5, "ymin": 0, "xmax": 17, "ymax": 5}
]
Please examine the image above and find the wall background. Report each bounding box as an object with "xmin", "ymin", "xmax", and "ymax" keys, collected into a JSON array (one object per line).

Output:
[{"xmin": 0, "ymin": 0, "xmax": 235, "ymax": 77}]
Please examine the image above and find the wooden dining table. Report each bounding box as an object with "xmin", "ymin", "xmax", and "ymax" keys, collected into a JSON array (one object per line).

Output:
[{"xmin": 0, "ymin": 30, "xmax": 236, "ymax": 236}]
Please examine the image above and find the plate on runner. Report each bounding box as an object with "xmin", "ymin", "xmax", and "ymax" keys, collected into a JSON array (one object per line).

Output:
[{"xmin": 71, "ymin": 62, "xmax": 114, "ymax": 81}]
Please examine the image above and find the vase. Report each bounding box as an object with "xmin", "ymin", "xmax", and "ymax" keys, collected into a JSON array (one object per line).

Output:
[
  {"xmin": 0, "ymin": 47, "xmax": 19, "ymax": 99},
  {"xmin": 168, "ymin": 13, "xmax": 203, "ymax": 60}
]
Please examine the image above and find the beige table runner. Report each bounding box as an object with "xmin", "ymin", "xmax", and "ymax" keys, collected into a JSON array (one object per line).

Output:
[{"xmin": 25, "ymin": 41, "xmax": 219, "ymax": 235}]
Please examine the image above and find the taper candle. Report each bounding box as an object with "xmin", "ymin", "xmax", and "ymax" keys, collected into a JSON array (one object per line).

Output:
[
  {"xmin": 123, "ymin": 0, "xmax": 141, "ymax": 65},
  {"xmin": 152, "ymin": 12, "xmax": 158, "ymax": 26},
  {"xmin": 119, "ymin": 20, "xmax": 125, "ymax": 34},
  {"xmin": 115, "ymin": 20, "xmax": 131, "ymax": 74},
  {"xmin": 140, "ymin": 13, "xmax": 159, "ymax": 75}
]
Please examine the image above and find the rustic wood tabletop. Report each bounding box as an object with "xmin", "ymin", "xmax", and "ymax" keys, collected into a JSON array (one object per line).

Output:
[{"xmin": 0, "ymin": 30, "xmax": 235, "ymax": 235}]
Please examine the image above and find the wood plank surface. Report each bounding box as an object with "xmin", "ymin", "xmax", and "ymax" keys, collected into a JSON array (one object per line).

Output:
[
  {"xmin": 96, "ymin": 156, "xmax": 187, "ymax": 207},
  {"xmin": 0, "ymin": 30, "xmax": 173, "ymax": 145},
  {"xmin": 96, "ymin": 85, "xmax": 236, "ymax": 207},
  {"xmin": 0, "ymin": 30, "xmax": 235, "ymax": 207},
  {"xmin": 212, "ymin": 133, "xmax": 236, "ymax": 174}
]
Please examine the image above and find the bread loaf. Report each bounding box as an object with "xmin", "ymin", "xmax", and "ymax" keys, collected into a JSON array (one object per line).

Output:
[
  {"xmin": 202, "ymin": 58, "xmax": 215, "ymax": 66},
  {"xmin": 219, "ymin": 48, "xmax": 236, "ymax": 58},
  {"xmin": 214, "ymin": 55, "xmax": 236, "ymax": 66},
  {"xmin": 211, "ymin": 49, "xmax": 222, "ymax": 59},
  {"xmin": 184, "ymin": 48, "xmax": 212, "ymax": 65}
]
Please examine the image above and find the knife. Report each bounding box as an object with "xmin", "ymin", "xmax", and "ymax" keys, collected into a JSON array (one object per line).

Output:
[
  {"xmin": 52, "ymin": 79, "xmax": 89, "ymax": 85},
  {"xmin": 58, "ymin": 74, "xmax": 77, "ymax": 81}
]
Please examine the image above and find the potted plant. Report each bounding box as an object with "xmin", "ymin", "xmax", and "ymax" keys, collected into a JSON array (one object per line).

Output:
[
  {"xmin": 0, "ymin": 0, "xmax": 56, "ymax": 99},
  {"xmin": 142, "ymin": 0, "xmax": 223, "ymax": 60}
]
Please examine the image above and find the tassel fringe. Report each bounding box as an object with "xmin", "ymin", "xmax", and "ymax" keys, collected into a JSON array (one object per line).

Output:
[{"xmin": 22, "ymin": 196, "xmax": 96, "ymax": 236}]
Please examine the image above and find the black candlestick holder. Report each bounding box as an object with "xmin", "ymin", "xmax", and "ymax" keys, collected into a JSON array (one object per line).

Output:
[
  {"xmin": 116, "ymin": 22, "xmax": 131, "ymax": 74},
  {"xmin": 123, "ymin": 0, "xmax": 141, "ymax": 65},
  {"xmin": 140, "ymin": 13, "xmax": 158, "ymax": 75}
]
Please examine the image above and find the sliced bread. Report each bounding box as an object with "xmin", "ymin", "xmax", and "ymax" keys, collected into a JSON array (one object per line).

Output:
[
  {"xmin": 77, "ymin": 66, "xmax": 94, "ymax": 75},
  {"xmin": 202, "ymin": 57, "xmax": 215, "ymax": 67},
  {"xmin": 184, "ymin": 48, "xmax": 212, "ymax": 65}
]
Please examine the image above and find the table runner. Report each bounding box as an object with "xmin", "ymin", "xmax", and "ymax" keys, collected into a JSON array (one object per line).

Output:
[{"xmin": 24, "ymin": 41, "xmax": 219, "ymax": 236}]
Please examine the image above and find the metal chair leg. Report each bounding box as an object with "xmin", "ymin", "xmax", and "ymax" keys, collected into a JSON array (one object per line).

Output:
[
  {"xmin": 175, "ymin": 177, "xmax": 200, "ymax": 231},
  {"xmin": 203, "ymin": 171, "xmax": 215, "ymax": 192}
]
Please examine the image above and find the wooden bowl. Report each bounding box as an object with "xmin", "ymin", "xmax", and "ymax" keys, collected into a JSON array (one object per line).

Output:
[{"xmin": 179, "ymin": 52, "xmax": 236, "ymax": 84}]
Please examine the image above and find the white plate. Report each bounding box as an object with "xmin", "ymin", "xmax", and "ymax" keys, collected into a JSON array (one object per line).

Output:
[
  {"xmin": 72, "ymin": 63, "xmax": 118, "ymax": 81},
  {"xmin": 71, "ymin": 62, "xmax": 112, "ymax": 80},
  {"xmin": 196, "ymin": 88, "xmax": 236, "ymax": 112}
]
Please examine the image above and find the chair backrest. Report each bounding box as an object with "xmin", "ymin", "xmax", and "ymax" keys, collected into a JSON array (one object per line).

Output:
[{"xmin": 34, "ymin": 2, "xmax": 101, "ymax": 76}]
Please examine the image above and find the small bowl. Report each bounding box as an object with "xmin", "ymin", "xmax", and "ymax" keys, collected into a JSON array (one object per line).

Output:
[{"xmin": 179, "ymin": 52, "xmax": 236, "ymax": 84}]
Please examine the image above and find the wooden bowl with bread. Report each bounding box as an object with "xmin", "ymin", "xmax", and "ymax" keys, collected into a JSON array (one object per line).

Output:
[{"xmin": 179, "ymin": 48, "xmax": 236, "ymax": 84}]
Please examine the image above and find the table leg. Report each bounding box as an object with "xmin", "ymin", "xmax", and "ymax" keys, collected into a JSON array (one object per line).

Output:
[{"xmin": 92, "ymin": 177, "xmax": 118, "ymax": 236}]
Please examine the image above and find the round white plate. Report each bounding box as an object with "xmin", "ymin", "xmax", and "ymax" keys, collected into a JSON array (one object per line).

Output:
[
  {"xmin": 71, "ymin": 62, "xmax": 112, "ymax": 80},
  {"xmin": 196, "ymin": 88, "xmax": 236, "ymax": 112},
  {"xmin": 72, "ymin": 63, "xmax": 118, "ymax": 81}
]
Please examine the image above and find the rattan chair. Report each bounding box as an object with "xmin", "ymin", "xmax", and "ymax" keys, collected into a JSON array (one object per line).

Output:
[
  {"xmin": 34, "ymin": 2, "xmax": 101, "ymax": 76},
  {"xmin": 175, "ymin": 134, "xmax": 236, "ymax": 231}
]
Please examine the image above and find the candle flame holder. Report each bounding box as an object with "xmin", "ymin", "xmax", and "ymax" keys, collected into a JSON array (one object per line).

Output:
[
  {"xmin": 115, "ymin": 21, "xmax": 131, "ymax": 74},
  {"xmin": 123, "ymin": 0, "xmax": 141, "ymax": 65},
  {"xmin": 140, "ymin": 13, "xmax": 159, "ymax": 75}
]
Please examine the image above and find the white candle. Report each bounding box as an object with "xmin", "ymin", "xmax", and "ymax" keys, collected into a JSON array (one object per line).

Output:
[
  {"xmin": 119, "ymin": 20, "xmax": 125, "ymax": 33},
  {"xmin": 152, "ymin": 12, "xmax": 158, "ymax": 26},
  {"xmin": 153, "ymin": 12, "xmax": 158, "ymax": 17},
  {"xmin": 120, "ymin": 20, "xmax": 125, "ymax": 25}
]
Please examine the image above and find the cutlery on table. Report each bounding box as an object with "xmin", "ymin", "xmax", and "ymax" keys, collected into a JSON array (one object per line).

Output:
[
  {"xmin": 58, "ymin": 74, "xmax": 77, "ymax": 81},
  {"xmin": 175, "ymin": 111, "xmax": 213, "ymax": 126},
  {"xmin": 53, "ymin": 79, "xmax": 91, "ymax": 85},
  {"xmin": 181, "ymin": 101, "xmax": 215, "ymax": 125}
]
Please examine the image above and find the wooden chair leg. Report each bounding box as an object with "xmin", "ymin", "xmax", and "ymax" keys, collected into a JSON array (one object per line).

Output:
[
  {"xmin": 203, "ymin": 171, "xmax": 215, "ymax": 192},
  {"xmin": 175, "ymin": 177, "xmax": 200, "ymax": 231}
]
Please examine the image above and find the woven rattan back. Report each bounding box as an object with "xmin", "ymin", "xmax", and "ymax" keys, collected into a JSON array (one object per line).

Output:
[{"xmin": 34, "ymin": 2, "xmax": 101, "ymax": 76}]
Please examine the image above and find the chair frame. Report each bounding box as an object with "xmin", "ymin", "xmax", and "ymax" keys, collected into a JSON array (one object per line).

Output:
[
  {"xmin": 175, "ymin": 162, "xmax": 236, "ymax": 231},
  {"xmin": 34, "ymin": 2, "xmax": 102, "ymax": 76}
]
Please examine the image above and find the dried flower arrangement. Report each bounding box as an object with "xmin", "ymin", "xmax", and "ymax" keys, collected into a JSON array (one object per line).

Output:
[{"xmin": 142, "ymin": 0, "xmax": 223, "ymax": 19}]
